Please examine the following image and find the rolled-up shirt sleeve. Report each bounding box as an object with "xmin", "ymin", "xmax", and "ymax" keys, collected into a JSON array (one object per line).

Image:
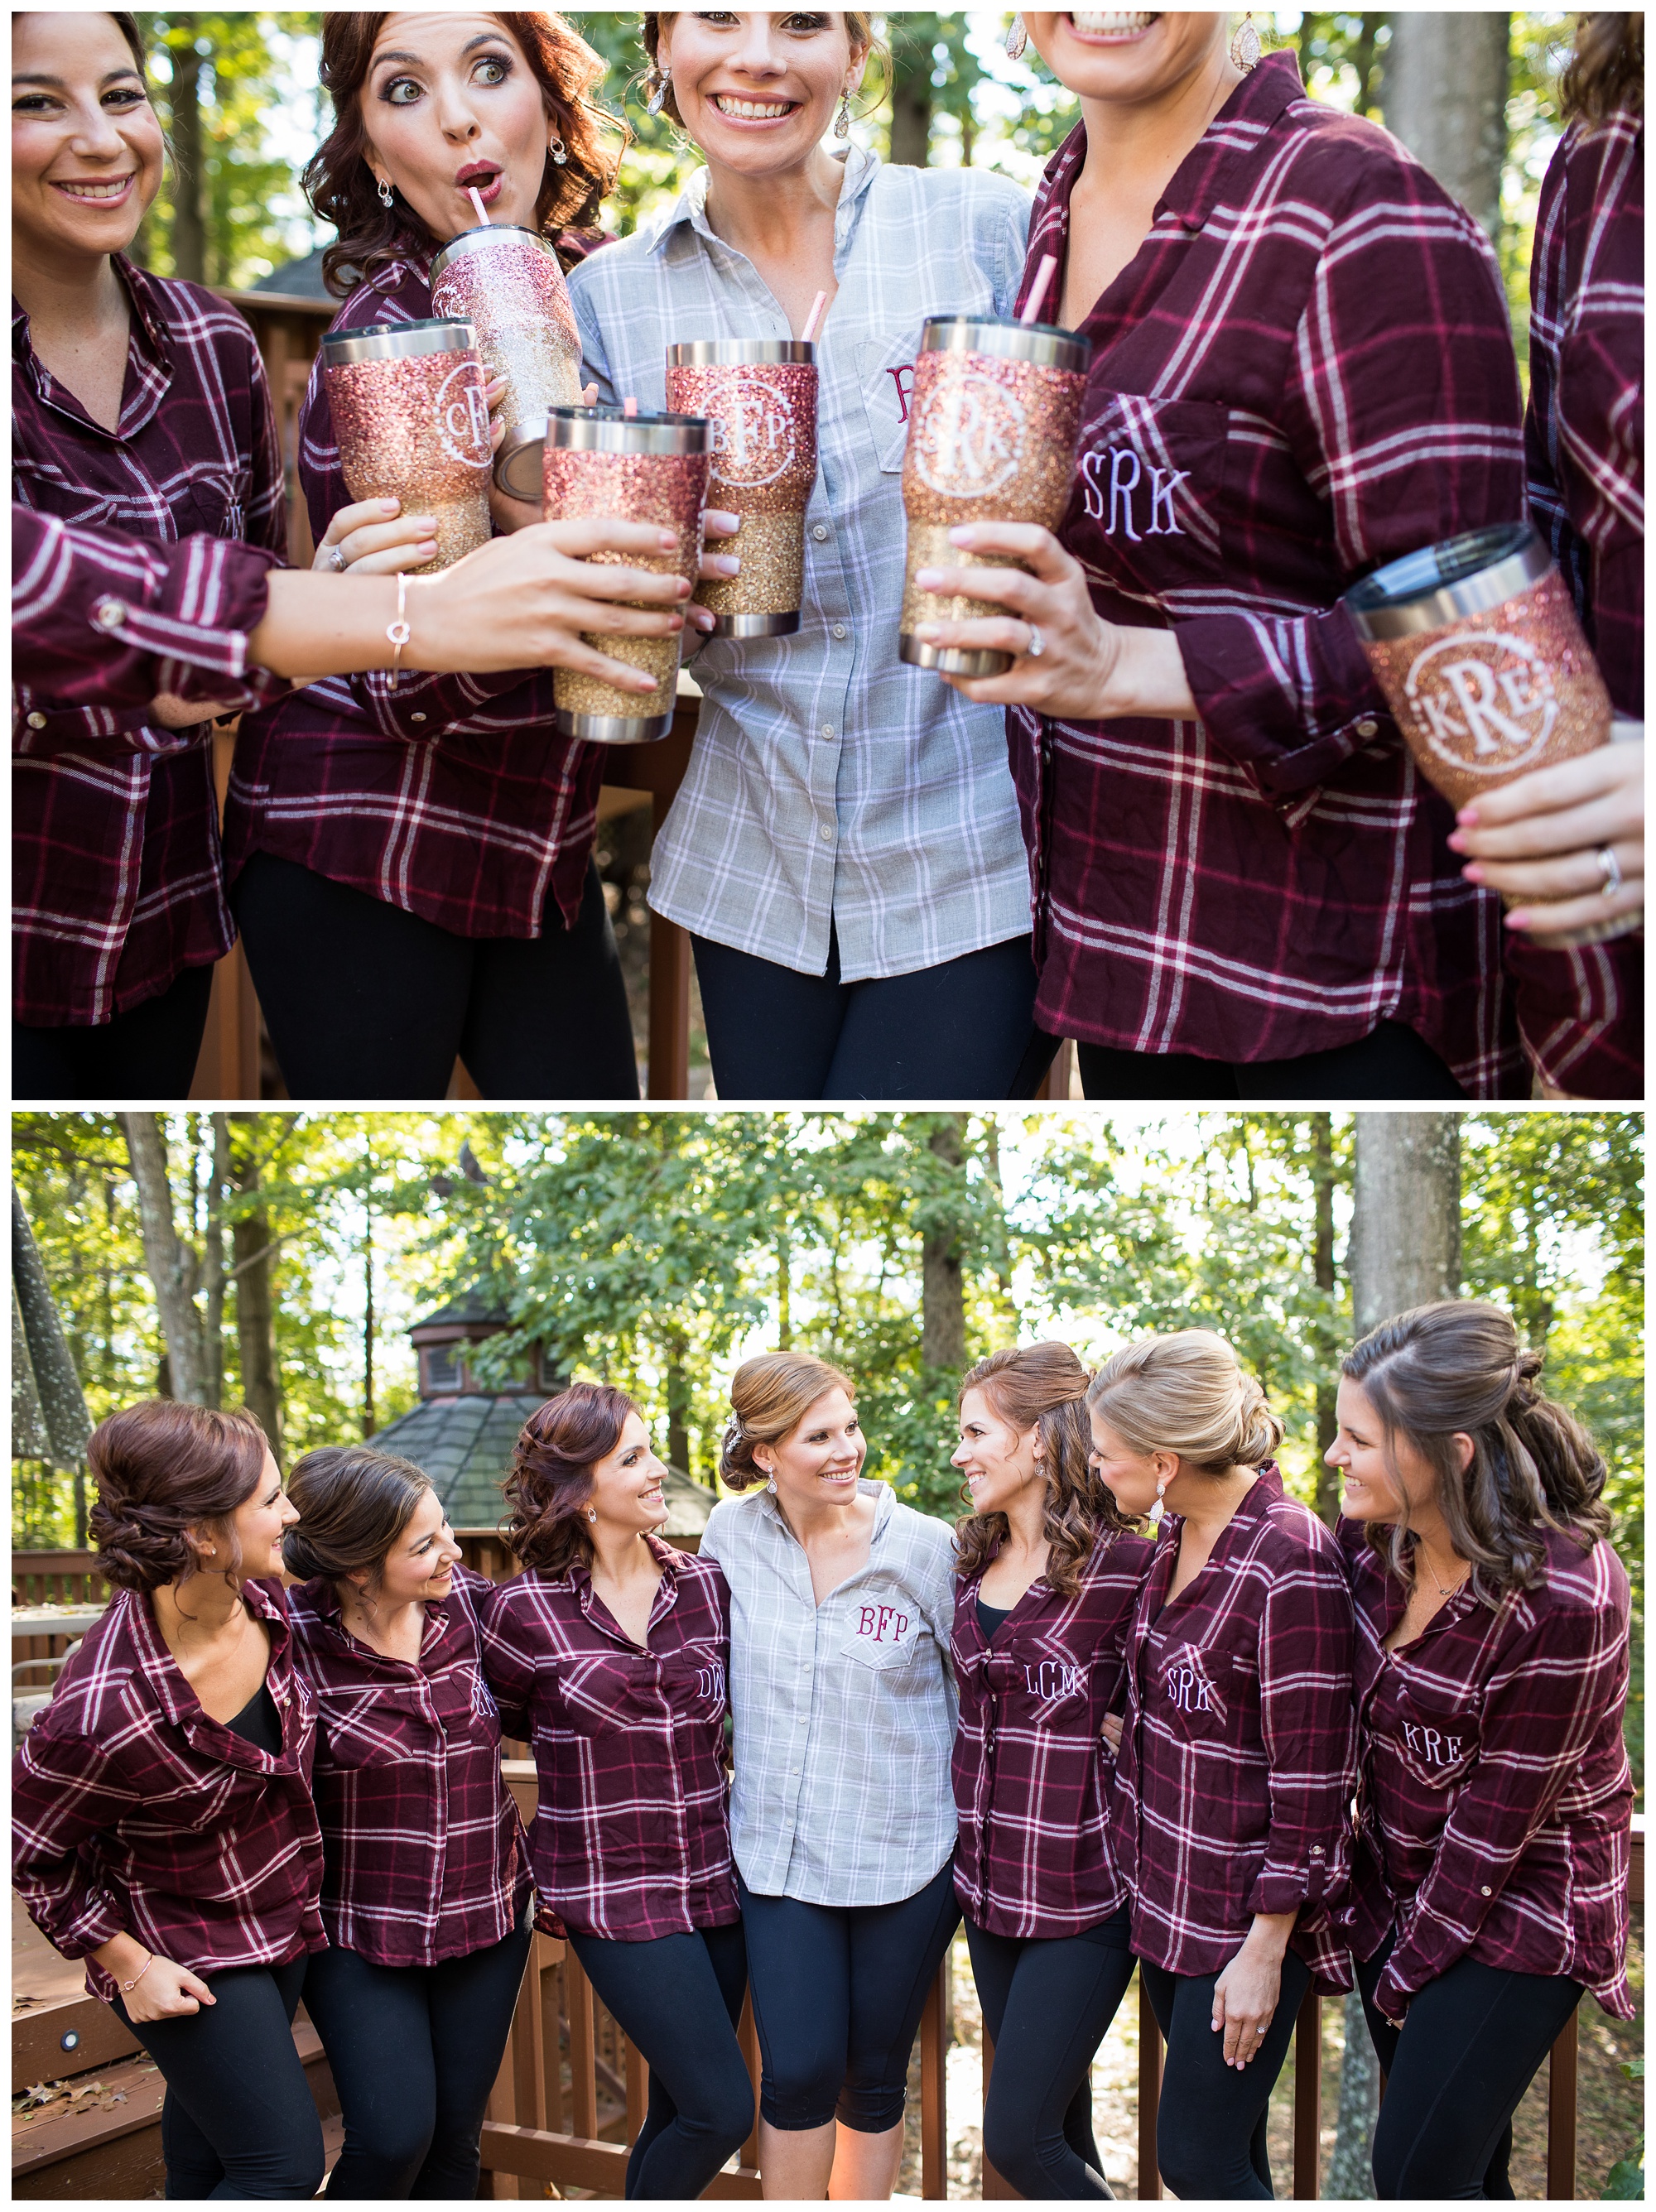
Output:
[
  {"xmin": 1249, "ymin": 1547, "xmax": 1356, "ymax": 1917},
  {"xmin": 1174, "ymin": 156, "xmax": 1527, "ymax": 796},
  {"xmin": 12, "ymin": 1711, "xmax": 134, "ymax": 1960}
]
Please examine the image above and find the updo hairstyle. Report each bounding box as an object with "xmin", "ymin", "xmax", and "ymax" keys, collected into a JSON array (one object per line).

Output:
[
  {"xmin": 1086, "ymin": 1330, "xmax": 1283, "ymax": 1475},
  {"xmin": 955, "ymin": 1342, "xmax": 1134, "ymax": 1597},
  {"xmin": 720, "ymin": 1351, "xmax": 855, "ymax": 1492},
  {"xmin": 283, "ymin": 1446, "xmax": 435, "ymax": 1596},
  {"xmin": 502, "ymin": 1381, "xmax": 637, "ymax": 1576},
  {"xmin": 1342, "ymin": 1300, "xmax": 1612, "ymax": 1601},
  {"xmin": 89, "ymin": 1400, "xmax": 271, "ymax": 1594}
]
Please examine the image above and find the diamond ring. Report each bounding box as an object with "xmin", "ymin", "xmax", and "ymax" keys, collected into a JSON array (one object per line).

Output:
[
  {"xmin": 1596, "ymin": 845, "xmax": 1624, "ymax": 896},
  {"xmin": 1024, "ymin": 623, "xmax": 1045, "ymax": 659}
]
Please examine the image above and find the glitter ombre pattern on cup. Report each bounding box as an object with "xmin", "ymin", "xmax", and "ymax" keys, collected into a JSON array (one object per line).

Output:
[
  {"xmin": 1346, "ymin": 523, "xmax": 1633, "ymax": 947},
  {"xmin": 431, "ymin": 225, "xmax": 583, "ymax": 469},
  {"xmin": 665, "ymin": 341, "xmax": 819, "ymax": 637},
  {"xmin": 537, "ymin": 406, "xmax": 712, "ymax": 745},
  {"xmin": 320, "ymin": 319, "xmax": 493, "ymax": 571},
  {"xmin": 899, "ymin": 315, "xmax": 1091, "ymax": 678}
]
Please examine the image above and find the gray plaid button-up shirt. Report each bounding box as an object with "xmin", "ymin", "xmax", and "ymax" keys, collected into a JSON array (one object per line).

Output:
[
  {"xmin": 566, "ymin": 145, "xmax": 1033, "ymax": 981},
  {"xmin": 700, "ymin": 1480, "xmax": 958, "ymax": 1906}
]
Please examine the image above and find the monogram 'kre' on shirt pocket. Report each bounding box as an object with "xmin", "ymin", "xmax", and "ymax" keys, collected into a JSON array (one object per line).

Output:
[
  {"xmin": 1391, "ymin": 1687, "xmax": 1480, "ymax": 1789},
  {"xmin": 1065, "ymin": 392, "xmax": 1232, "ymax": 607}
]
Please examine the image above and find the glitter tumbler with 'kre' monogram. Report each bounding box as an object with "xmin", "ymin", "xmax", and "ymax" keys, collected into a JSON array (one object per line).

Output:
[
  {"xmin": 899, "ymin": 315, "xmax": 1091, "ymax": 678},
  {"xmin": 321, "ymin": 319, "xmax": 493, "ymax": 571}
]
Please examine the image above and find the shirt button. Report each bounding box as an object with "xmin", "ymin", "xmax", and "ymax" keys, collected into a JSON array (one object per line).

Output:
[
  {"xmin": 93, "ymin": 596, "xmax": 127, "ymax": 630},
  {"xmin": 811, "ymin": 524, "xmax": 829, "ymax": 541},
  {"xmin": 1355, "ymin": 717, "xmax": 1379, "ymax": 738},
  {"xmin": 1310, "ymin": 1845, "xmax": 1324, "ymax": 1858},
  {"xmin": 411, "ymin": 711, "xmax": 426, "ymax": 724},
  {"xmin": 819, "ymin": 824, "xmax": 833, "ymax": 843},
  {"xmin": 831, "ymin": 624, "xmax": 848, "ymax": 640},
  {"xmin": 821, "ymin": 723, "xmax": 836, "ymax": 739},
  {"xmin": 26, "ymin": 711, "xmax": 47, "ymax": 729},
  {"xmin": 1480, "ymin": 1884, "xmax": 1493, "ymax": 1897}
]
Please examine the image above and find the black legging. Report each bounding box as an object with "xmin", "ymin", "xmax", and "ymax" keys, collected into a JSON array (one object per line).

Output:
[
  {"xmin": 567, "ymin": 1921, "xmax": 752, "ymax": 2200},
  {"xmin": 737, "ymin": 1860, "xmax": 961, "ymax": 2132},
  {"xmin": 13, "ymin": 961, "xmax": 214, "ymax": 1101},
  {"xmin": 691, "ymin": 926, "xmax": 1047, "ymax": 1099},
  {"xmin": 1355, "ymin": 1941, "xmax": 1585, "ymax": 2199},
  {"xmin": 300, "ymin": 1917, "xmax": 532, "ymax": 2199},
  {"xmin": 1071, "ymin": 1019, "xmax": 1466, "ymax": 1101},
  {"xmin": 966, "ymin": 1909, "xmax": 1136, "ymax": 2199},
  {"xmin": 231, "ymin": 851, "xmax": 638, "ymax": 1099},
  {"xmin": 111, "ymin": 1958, "xmax": 322, "ymax": 2199},
  {"xmin": 1138, "ymin": 1950, "xmax": 1313, "ymax": 2200}
]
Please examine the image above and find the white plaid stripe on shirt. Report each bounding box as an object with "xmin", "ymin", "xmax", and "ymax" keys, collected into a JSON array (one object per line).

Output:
[
  {"xmin": 700, "ymin": 1480, "xmax": 959, "ymax": 1906},
  {"xmin": 566, "ymin": 144, "xmax": 1034, "ymax": 982}
]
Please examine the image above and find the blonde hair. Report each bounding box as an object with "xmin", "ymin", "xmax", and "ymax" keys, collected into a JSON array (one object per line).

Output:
[
  {"xmin": 720, "ymin": 1351, "xmax": 855, "ymax": 1492},
  {"xmin": 956, "ymin": 1343, "xmax": 1134, "ymax": 1595},
  {"xmin": 1086, "ymin": 1330, "xmax": 1282, "ymax": 1474},
  {"xmin": 641, "ymin": 12, "xmax": 884, "ymax": 131}
]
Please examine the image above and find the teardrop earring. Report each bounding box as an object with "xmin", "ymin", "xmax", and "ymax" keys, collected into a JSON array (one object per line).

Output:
[
  {"xmin": 548, "ymin": 129, "xmax": 567, "ymax": 166},
  {"xmin": 1148, "ymin": 1468, "xmax": 1169, "ymax": 1528},
  {"xmin": 1004, "ymin": 12, "xmax": 1028, "ymax": 60},
  {"xmin": 646, "ymin": 64, "xmax": 671, "ymax": 118},
  {"xmin": 376, "ymin": 176, "xmax": 394, "ymax": 209},
  {"xmin": 1228, "ymin": 10, "xmax": 1262, "ymax": 72},
  {"xmin": 834, "ymin": 89, "xmax": 851, "ymax": 139},
  {"xmin": 587, "ymin": 1507, "xmax": 598, "ymax": 1524}
]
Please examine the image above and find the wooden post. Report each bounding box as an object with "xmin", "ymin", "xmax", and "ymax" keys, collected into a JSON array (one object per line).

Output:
[
  {"xmin": 739, "ymin": 1993, "xmax": 762, "ymax": 2177},
  {"xmin": 1293, "ymin": 1988, "xmax": 1321, "ymax": 2201},
  {"xmin": 566, "ymin": 1948, "xmax": 599, "ymax": 2142},
  {"xmin": 979, "ymin": 2027, "xmax": 1016, "ymax": 2199},
  {"xmin": 1546, "ymin": 2011, "xmax": 1578, "ymax": 2201},
  {"xmin": 626, "ymin": 2034, "xmax": 650, "ymax": 2147},
  {"xmin": 919, "ymin": 1956, "xmax": 948, "ymax": 2200},
  {"xmin": 1137, "ymin": 1970, "xmax": 1163, "ymax": 2200},
  {"xmin": 647, "ymin": 903, "xmax": 692, "ymax": 1100},
  {"xmin": 512, "ymin": 1940, "xmax": 546, "ymax": 2138},
  {"xmin": 540, "ymin": 1940, "xmax": 566, "ymax": 2136},
  {"xmin": 1034, "ymin": 1040, "xmax": 1073, "ymax": 1100}
]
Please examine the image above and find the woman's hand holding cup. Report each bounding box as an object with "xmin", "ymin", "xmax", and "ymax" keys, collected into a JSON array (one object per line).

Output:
[
  {"xmin": 314, "ymin": 496, "xmax": 438, "ymax": 575},
  {"xmin": 1448, "ymin": 740, "xmax": 1644, "ymax": 940}
]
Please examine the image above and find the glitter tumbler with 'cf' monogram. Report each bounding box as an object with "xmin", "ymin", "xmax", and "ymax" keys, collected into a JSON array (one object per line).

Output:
[
  {"xmin": 320, "ymin": 319, "xmax": 493, "ymax": 570},
  {"xmin": 898, "ymin": 315, "xmax": 1091, "ymax": 678},
  {"xmin": 1346, "ymin": 523, "xmax": 1631, "ymax": 946},
  {"xmin": 430, "ymin": 225, "xmax": 584, "ymax": 469},
  {"xmin": 665, "ymin": 339, "xmax": 818, "ymax": 637}
]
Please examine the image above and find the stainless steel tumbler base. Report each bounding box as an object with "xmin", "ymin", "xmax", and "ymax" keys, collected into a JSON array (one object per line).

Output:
[
  {"xmin": 899, "ymin": 634, "xmax": 1012, "ymax": 678},
  {"xmin": 709, "ymin": 610, "xmax": 801, "ymax": 638},
  {"xmin": 554, "ymin": 709, "xmax": 674, "ymax": 746}
]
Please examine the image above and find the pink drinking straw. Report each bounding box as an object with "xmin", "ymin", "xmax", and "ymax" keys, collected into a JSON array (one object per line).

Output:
[
  {"xmin": 623, "ymin": 396, "xmax": 638, "ymax": 417},
  {"xmin": 468, "ymin": 186, "xmax": 491, "ymax": 228},
  {"xmin": 801, "ymin": 289, "xmax": 829, "ymax": 344},
  {"xmin": 1019, "ymin": 254, "xmax": 1059, "ymax": 327}
]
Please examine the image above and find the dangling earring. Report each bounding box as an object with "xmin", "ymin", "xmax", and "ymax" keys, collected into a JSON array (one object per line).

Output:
[
  {"xmin": 587, "ymin": 1507, "xmax": 598, "ymax": 1524},
  {"xmin": 646, "ymin": 64, "xmax": 670, "ymax": 118},
  {"xmin": 376, "ymin": 176, "xmax": 394, "ymax": 209},
  {"xmin": 548, "ymin": 129, "xmax": 567, "ymax": 166},
  {"xmin": 1148, "ymin": 1467, "xmax": 1169, "ymax": 1528},
  {"xmin": 1228, "ymin": 10, "xmax": 1261, "ymax": 72},
  {"xmin": 834, "ymin": 89, "xmax": 851, "ymax": 139},
  {"xmin": 1004, "ymin": 12, "xmax": 1028, "ymax": 60}
]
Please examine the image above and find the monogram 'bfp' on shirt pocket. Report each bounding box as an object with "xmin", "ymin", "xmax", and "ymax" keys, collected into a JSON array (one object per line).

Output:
[
  {"xmin": 841, "ymin": 1595, "xmax": 923, "ymax": 1670},
  {"xmin": 1066, "ymin": 393, "xmax": 1232, "ymax": 601},
  {"xmin": 856, "ymin": 334, "xmax": 922, "ymax": 475}
]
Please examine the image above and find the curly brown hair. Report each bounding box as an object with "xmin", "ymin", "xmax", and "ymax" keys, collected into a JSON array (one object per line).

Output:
[
  {"xmin": 954, "ymin": 1344, "xmax": 1135, "ymax": 1599},
  {"xmin": 1560, "ymin": 12, "xmax": 1644, "ymax": 122},
  {"xmin": 89, "ymin": 1400, "xmax": 271, "ymax": 1594},
  {"xmin": 501, "ymin": 1381, "xmax": 637, "ymax": 1576},
  {"xmin": 1342, "ymin": 1300, "xmax": 1614, "ymax": 1605},
  {"xmin": 302, "ymin": 12, "xmax": 624, "ymax": 298}
]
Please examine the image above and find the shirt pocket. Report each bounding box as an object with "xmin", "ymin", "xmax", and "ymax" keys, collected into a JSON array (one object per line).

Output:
[
  {"xmin": 179, "ymin": 458, "xmax": 251, "ymax": 542},
  {"xmin": 557, "ymin": 1652, "xmax": 661, "ymax": 1737},
  {"xmin": 1390, "ymin": 1686, "xmax": 1480, "ymax": 1790},
  {"xmin": 1065, "ymin": 392, "xmax": 1232, "ymax": 603},
  {"xmin": 856, "ymin": 334, "xmax": 922, "ymax": 475},
  {"xmin": 840, "ymin": 1593, "xmax": 927, "ymax": 1671},
  {"xmin": 317, "ymin": 1690, "xmax": 417, "ymax": 1771},
  {"xmin": 1153, "ymin": 1637, "xmax": 1235, "ymax": 1738},
  {"xmin": 657, "ymin": 1646, "xmax": 727, "ymax": 1722}
]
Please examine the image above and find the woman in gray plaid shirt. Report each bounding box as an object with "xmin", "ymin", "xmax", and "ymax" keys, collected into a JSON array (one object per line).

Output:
[{"xmin": 568, "ymin": 11, "xmax": 1042, "ymax": 1100}]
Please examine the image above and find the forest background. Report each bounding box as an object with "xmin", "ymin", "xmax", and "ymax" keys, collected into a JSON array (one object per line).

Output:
[{"xmin": 129, "ymin": 11, "xmax": 1575, "ymax": 377}]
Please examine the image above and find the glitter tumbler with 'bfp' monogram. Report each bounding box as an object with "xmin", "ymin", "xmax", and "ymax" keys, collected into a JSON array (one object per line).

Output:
[
  {"xmin": 665, "ymin": 340, "xmax": 818, "ymax": 637},
  {"xmin": 898, "ymin": 315, "xmax": 1091, "ymax": 678},
  {"xmin": 320, "ymin": 319, "xmax": 493, "ymax": 570},
  {"xmin": 1346, "ymin": 522, "xmax": 1631, "ymax": 946}
]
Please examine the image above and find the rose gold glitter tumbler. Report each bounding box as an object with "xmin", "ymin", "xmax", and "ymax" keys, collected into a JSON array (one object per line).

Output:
[
  {"xmin": 664, "ymin": 340, "xmax": 818, "ymax": 637},
  {"xmin": 1346, "ymin": 522, "xmax": 1633, "ymax": 946},
  {"xmin": 898, "ymin": 315, "xmax": 1091, "ymax": 678},
  {"xmin": 320, "ymin": 319, "xmax": 493, "ymax": 571},
  {"xmin": 540, "ymin": 405, "xmax": 712, "ymax": 745},
  {"xmin": 430, "ymin": 224, "xmax": 583, "ymax": 471}
]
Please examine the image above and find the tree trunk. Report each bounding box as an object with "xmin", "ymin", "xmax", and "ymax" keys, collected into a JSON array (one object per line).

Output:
[
  {"xmin": 363, "ymin": 1212, "xmax": 376, "ymax": 1439},
  {"xmin": 1326, "ymin": 1110, "xmax": 1464, "ymax": 2191},
  {"xmin": 202, "ymin": 1114, "xmax": 230, "ymax": 1411},
  {"xmin": 1380, "ymin": 12, "xmax": 1510, "ymax": 243},
  {"xmin": 12, "ymin": 1188, "xmax": 93, "ymax": 1467},
  {"xmin": 1311, "ymin": 1115, "xmax": 1341, "ymax": 1527},
  {"xmin": 921, "ymin": 1117, "xmax": 968, "ymax": 1371},
  {"xmin": 121, "ymin": 1112, "xmax": 209, "ymax": 1406},
  {"xmin": 888, "ymin": 31, "xmax": 933, "ymax": 166},
  {"xmin": 665, "ymin": 1325, "xmax": 692, "ymax": 1478},
  {"xmin": 230, "ymin": 1120, "xmax": 282, "ymax": 1453},
  {"xmin": 776, "ymin": 1232, "xmax": 792, "ymax": 1351},
  {"xmin": 168, "ymin": 18, "xmax": 208, "ymax": 284}
]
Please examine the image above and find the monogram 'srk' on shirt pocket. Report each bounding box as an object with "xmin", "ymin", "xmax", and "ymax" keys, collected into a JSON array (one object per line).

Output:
[{"xmin": 1066, "ymin": 393, "xmax": 1232, "ymax": 606}]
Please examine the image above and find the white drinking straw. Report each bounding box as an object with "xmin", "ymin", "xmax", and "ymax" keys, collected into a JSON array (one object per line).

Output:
[
  {"xmin": 800, "ymin": 289, "xmax": 830, "ymax": 344},
  {"xmin": 468, "ymin": 186, "xmax": 491, "ymax": 228},
  {"xmin": 1019, "ymin": 254, "xmax": 1059, "ymax": 327}
]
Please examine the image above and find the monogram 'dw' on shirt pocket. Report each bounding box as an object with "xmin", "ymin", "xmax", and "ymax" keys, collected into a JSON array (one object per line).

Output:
[{"xmin": 1066, "ymin": 393, "xmax": 1232, "ymax": 608}]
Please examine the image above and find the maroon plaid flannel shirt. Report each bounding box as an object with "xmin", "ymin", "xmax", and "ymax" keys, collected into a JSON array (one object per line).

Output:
[
  {"xmin": 1010, "ymin": 51, "xmax": 1538, "ymax": 1096},
  {"xmin": 223, "ymin": 242, "xmax": 604, "ymax": 940},
  {"xmin": 286, "ymin": 1564, "xmax": 531, "ymax": 1969},
  {"xmin": 952, "ymin": 1527, "xmax": 1154, "ymax": 1938},
  {"xmin": 1337, "ymin": 1518, "xmax": 1634, "ymax": 2024},
  {"xmin": 10, "ymin": 1579, "xmax": 325, "ymax": 2004},
  {"xmin": 1111, "ymin": 1466, "xmax": 1355, "ymax": 1990},
  {"xmin": 479, "ymin": 1538, "xmax": 739, "ymax": 1941},
  {"xmin": 12, "ymin": 260, "xmax": 286, "ymax": 1026}
]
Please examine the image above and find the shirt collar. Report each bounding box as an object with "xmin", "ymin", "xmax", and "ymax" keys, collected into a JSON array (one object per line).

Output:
[
  {"xmin": 758, "ymin": 1474, "xmax": 894, "ymax": 1546},
  {"xmin": 301, "ymin": 1570, "xmax": 457, "ymax": 1668},
  {"xmin": 647, "ymin": 142, "xmax": 880, "ymax": 261},
  {"xmin": 12, "ymin": 253, "xmax": 171, "ymax": 435},
  {"xmin": 121, "ymin": 1574, "xmax": 290, "ymax": 1730}
]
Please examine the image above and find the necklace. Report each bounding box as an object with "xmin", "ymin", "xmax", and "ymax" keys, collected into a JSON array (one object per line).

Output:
[{"xmin": 1418, "ymin": 1554, "xmax": 1470, "ymax": 1599}]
